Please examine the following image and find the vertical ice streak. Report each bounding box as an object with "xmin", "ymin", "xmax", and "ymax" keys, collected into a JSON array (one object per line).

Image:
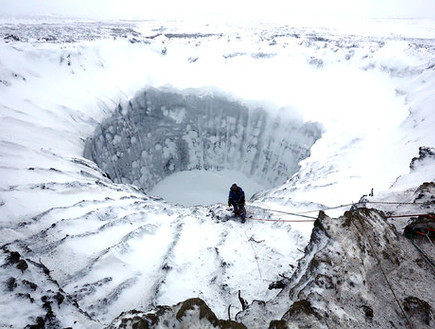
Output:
[{"xmin": 84, "ymin": 88, "xmax": 322, "ymax": 193}]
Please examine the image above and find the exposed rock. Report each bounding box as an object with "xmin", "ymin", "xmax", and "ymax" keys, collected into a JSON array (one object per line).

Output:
[
  {"xmin": 268, "ymin": 320, "xmax": 287, "ymax": 329},
  {"xmin": 403, "ymin": 296, "xmax": 433, "ymax": 326},
  {"xmin": 7, "ymin": 251, "xmax": 21, "ymax": 264},
  {"xmin": 22, "ymin": 279, "xmax": 38, "ymax": 291},
  {"xmin": 18, "ymin": 293, "xmax": 35, "ymax": 303},
  {"xmin": 17, "ymin": 259, "xmax": 29, "ymax": 272},
  {"xmin": 413, "ymin": 181, "xmax": 435, "ymax": 203},
  {"xmin": 3, "ymin": 34, "xmax": 20, "ymax": 41},
  {"xmin": 54, "ymin": 292, "xmax": 65, "ymax": 306},
  {"xmin": 4, "ymin": 250, "xmax": 29, "ymax": 272},
  {"xmin": 361, "ymin": 305, "xmax": 374, "ymax": 320},
  {"xmin": 25, "ymin": 316, "xmax": 45, "ymax": 329},
  {"xmin": 403, "ymin": 214, "xmax": 435, "ymax": 239},
  {"xmin": 237, "ymin": 189, "xmax": 435, "ymax": 328},
  {"xmin": 410, "ymin": 147, "xmax": 435, "ymax": 170},
  {"xmin": 283, "ymin": 299, "xmax": 322, "ymax": 324},
  {"xmin": 0, "ymin": 246, "xmax": 99, "ymax": 328},
  {"xmin": 107, "ymin": 298, "xmax": 247, "ymax": 329},
  {"xmin": 5, "ymin": 277, "xmax": 17, "ymax": 292},
  {"xmin": 268, "ymin": 278, "xmax": 289, "ymax": 290}
]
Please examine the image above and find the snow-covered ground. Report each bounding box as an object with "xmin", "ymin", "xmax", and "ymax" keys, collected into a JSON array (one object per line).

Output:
[
  {"xmin": 1, "ymin": 17, "xmax": 435, "ymax": 328},
  {"xmin": 150, "ymin": 169, "xmax": 265, "ymax": 206}
]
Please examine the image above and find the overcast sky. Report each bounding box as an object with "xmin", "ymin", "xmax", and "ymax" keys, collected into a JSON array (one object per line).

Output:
[{"xmin": 0, "ymin": 0, "xmax": 434, "ymax": 20}]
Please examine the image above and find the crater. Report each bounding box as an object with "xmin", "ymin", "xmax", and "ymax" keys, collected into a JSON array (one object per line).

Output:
[{"xmin": 84, "ymin": 88, "xmax": 322, "ymax": 205}]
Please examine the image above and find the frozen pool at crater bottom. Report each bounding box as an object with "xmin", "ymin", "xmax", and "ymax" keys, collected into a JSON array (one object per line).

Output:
[{"xmin": 150, "ymin": 169, "xmax": 267, "ymax": 207}]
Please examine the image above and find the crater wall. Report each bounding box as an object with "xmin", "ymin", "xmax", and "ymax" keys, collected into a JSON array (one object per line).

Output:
[{"xmin": 84, "ymin": 88, "xmax": 322, "ymax": 192}]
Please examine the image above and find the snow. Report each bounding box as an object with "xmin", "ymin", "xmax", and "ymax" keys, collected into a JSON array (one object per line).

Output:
[
  {"xmin": 0, "ymin": 17, "xmax": 435, "ymax": 328},
  {"xmin": 150, "ymin": 169, "xmax": 265, "ymax": 206}
]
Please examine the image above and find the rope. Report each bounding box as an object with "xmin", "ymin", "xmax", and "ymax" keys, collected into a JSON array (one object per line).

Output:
[
  {"xmin": 248, "ymin": 217, "xmax": 315, "ymax": 223},
  {"xmin": 244, "ymin": 229, "xmax": 263, "ymax": 280},
  {"xmin": 296, "ymin": 203, "xmax": 355, "ymax": 214},
  {"xmin": 243, "ymin": 211, "xmax": 434, "ymax": 224},
  {"xmin": 387, "ymin": 214, "xmax": 435, "ymax": 220},
  {"xmin": 251, "ymin": 206, "xmax": 318, "ymax": 220},
  {"xmin": 411, "ymin": 240, "xmax": 435, "ymax": 269},
  {"xmin": 241, "ymin": 198, "xmax": 435, "ymax": 224},
  {"xmin": 251, "ymin": 200, "xmax": 433, "ymax": 219},
  {"xmin": 250, "ymin": 207, "xmax": 434, "ymax": 223},
  {"xmin": 426, "ymin": 233, "xmax": 435, "ymax": 249},
  {"xmin": 282, "ymin": 201, "xmax": 428, "ymax": 215},
  {"xmin": 352, "ymin": 215, "xmax": 414, "ymax": 329},
  {"xmin": 365, "ymin": 201, "xmax": 427, "ymax": 205}
]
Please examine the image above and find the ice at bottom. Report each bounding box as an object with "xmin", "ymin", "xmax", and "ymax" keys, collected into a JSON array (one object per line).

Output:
[{"xmin": 150, "ymin": 169, "xmax": 266, "ymax": 206}]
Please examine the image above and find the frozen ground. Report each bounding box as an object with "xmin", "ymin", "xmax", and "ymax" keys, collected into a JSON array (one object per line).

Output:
[{"xmin": 151, "ymin": 169, "xmax": 265, "ymax": 206}]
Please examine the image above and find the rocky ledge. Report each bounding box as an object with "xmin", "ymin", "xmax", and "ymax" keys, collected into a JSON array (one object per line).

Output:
[{"xmin": 107, "ymin": 182, "xmax": 435, "ymax": 329}]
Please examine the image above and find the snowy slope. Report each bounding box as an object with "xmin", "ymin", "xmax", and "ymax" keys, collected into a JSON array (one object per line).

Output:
[{"xmin": 1, "ymin": 17, "xmax": 435, "ymax": 328}]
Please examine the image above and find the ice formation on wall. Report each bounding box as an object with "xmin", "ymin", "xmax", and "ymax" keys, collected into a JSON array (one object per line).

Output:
[{"xmin": 84, "ymin": 88, "xmax": 322, "ymax": 192}]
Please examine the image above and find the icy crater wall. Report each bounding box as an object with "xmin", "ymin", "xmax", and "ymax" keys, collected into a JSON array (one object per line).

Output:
[{"xmin": 84, "ymin": 88, "xmax": 322, "ymax": 192}]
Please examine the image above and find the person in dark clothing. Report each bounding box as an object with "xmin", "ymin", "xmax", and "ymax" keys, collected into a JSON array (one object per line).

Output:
[{"xmin": 228, "ymin": 184, "xmax": 246, "ymax": 222}]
